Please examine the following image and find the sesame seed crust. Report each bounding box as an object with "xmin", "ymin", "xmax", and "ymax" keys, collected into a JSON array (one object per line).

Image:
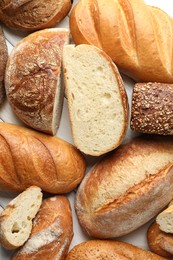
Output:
[{"xmin": 130, "ymin": 82, "xmax": 173, "ymax": 135}]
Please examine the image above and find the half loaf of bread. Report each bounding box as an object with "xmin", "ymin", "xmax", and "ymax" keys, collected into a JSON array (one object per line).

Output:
[
  {"xmin": 5, "ymin": 28, "xmax": 69, "ymax": 135},
  {"xmin": 0, "ymin": 0, "xmax": 72, "ymax": 32},
  {"xmin": 63, "ymin": 44, "xmax": 129, "ymax": 156},
  {"xmin": 0, "ymin": 186, "xmax": 42, "ymax": 250}
]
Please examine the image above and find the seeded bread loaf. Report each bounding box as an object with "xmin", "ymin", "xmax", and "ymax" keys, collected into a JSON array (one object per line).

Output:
[
  {"xmin": 0, "ymin": 25, "xmax": 8, "ymax": 106},
  {"xmin": 0, "ymin": 0, "xmax": 72, "ymax": 32},
  {"xmin": 66, "ymin": 240, "xmax": 166, "ymax": 260},
  {"xmin": 63, "ymin": 44, "xmax": 129, "ymax": 156},
  {"xmin": 147, "ymin": 221, "xmax": 173, "ymax": 258},
  {"xmin": 130, "ymin": 82, "xmax": 173, "ymax": 135},
  {"xmin": 0, "ymin": 186, "xmax": 42, "ymax": 250},
  {"xmin": 12, "ymin": 196, "xmax": 73, "ymax": 260},
  {"xmin": 5, "ymin": 28, "xmax": 69, "ymax": 135},
  {"xmin": 75, "ymin": 135, "xmax": 173, "ymax": 238}
]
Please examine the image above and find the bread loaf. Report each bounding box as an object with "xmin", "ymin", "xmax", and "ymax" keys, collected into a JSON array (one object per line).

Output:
[
  {"xmin": 63, "ymin": 44, "xmax": 129, "ymax": 156},
  {"xmin": 75, "ymin": 135, "xmax": 173, "ymax": 238},
  {"xmin": 5, "ymin": 28, "xmax": 69, "ymax": 135},
  {"xmin": 130, "ymin": 82, "xmax": 173, "ymax": 135},
  {"xmin": 156, "ymin": 205, "xmax": 173, "ymax": 233},
  {"xmin": 0, "ymin": 186, "xmax": 42, "ymax": 250},
  {"xmin": 0, "ymin": 122, "xmax": 85, "ymax": 193},
  {"xmin": 147, "ymin": 221, "xmax": 173, "ymax": 258},
  {"xmin": 66, "ymin": 240, "xmax": 166, "ymax": 260},
  {"xmin": 70, "ymin": 0, "xmax": 173, "ymax": 83},
  {"xmin": 0, "ymin": 25, "xmax": 8, "ymax": 106},
  {"xmin": 0, "ymin": 0, "xmax": 72, "ymax": 32},
  {"xmin": 12, "ymin": 196, "xmax": 73, "ymax": 260}
]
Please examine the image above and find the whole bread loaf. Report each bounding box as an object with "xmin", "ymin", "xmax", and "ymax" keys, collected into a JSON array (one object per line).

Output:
[
  {"xmin": 0, "ymin": 25, "xmax": 8, "ymax": 106},
  {"xmin": 12, "ymin": 196, "xmax": 73, "ymax": 260},
  {"xmin": 70, "ymin": 0, "xmax": 173, "ymax": 83},
  {"xmin": 0, "ymin": 122, "xmax": 86, "ymax": 193},
  {"xmin": 5, "ymin": 28, "xmax": 69, "ymax": 135},
  {"xmin": 0, "ymin": 186, "xmax": 42, "ymax": 250},
  {"xmin": 66, "ymin": 240, "xmax": 166, "ymax": 260},
  {"xmin": 0, "ymin": 0, "xmax": 72, "ymax": 31},
  {"xmin": 75, "ymin": 135, "xmax": 173, "ymax": 238},
  {"xmin": 63, "ymin": 44, "xmax": 129, "ymax": 156}
]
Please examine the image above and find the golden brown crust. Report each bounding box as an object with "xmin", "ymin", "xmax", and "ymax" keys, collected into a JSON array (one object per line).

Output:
[
  {"xmin": 130, "ymin": 82, "xmax": 173, "ymax": 135},
  {"xmin": 70, "ymin": 0, "xmax": 173, "ymax": 83},
  {"xmin": 66, "ymin": 240, "xmax": 166, "ymax": 260},
  {"xmin": 75, "ymin": 136, "xmax": 173, "ymax": 238},
  {"xmin": 5, "ymin": 28, "xmax": 69, "ymax": 135},
  {"xmin": 147, "ymin": 221, "xmax": 173, "ymax": 258},
  {"xmin": 0, "ymin": 0, "xmax": 72, "ymax": 32},
  {"xmin": 0, "ymin": 25, "xmax": 8, "ymax": 106},
  {"xmin": 0, "ymin": 122, "xmax": 86, "ymax": 193},
  {"xmin": 12, "ymin": 196, "xmax": 73, "ymax": 260}
]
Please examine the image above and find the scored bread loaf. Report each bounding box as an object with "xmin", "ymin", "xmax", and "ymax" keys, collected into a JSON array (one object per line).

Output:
[
  {"xmin": 66, "ymin": 240, "xmax": 166, "ymax": 260},
  {"xmin": 0, "ymin": 122, "xmax": 85, "ymax": 194},
  {"xmin": 130, "ymin": 82, "xmax": 173, "ymax": 135},
  {"xmin": 75, "ymin": 135, "xmax": 173, "ymax": 238},
  {"xmin": 0, "ymin": 186, "xmax": 42, "ymax": 250},
  {"xmin": 12, "ymin": 196, "xmax": 73, "ymax": 260},
  {"xmin": 5, "ymin": 28, "xmax": 70, "ymax": 135},
  {"xmin": 147, "ymin": 221, "xmax": 173, "ymax": 258},
  {"xmin": 0, "ymin": 0, "xmax": 72, "ymax": 32},
  {"xmin": 70, "ymin": 0, "xmax": 173, "ymax": 83},
  {"xmin": 0, "ymin": 25, "xmax": 8, "ymax": 106},
  {"xmin": 63, "ymin": 44, "xmax": 129, "ymax": 156}
]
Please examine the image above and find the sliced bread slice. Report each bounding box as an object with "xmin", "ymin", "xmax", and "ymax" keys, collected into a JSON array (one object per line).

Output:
[
  {"xmin": 0, "ymin": 186, "xmax": 42, "ymax": 250},
  {"xmin": 63, "ymin": 44, "xmax": 129, "ymax": 156},
  {"xmin": 5, "ymin": 28, "xmax": 70, "ymax": 135}
]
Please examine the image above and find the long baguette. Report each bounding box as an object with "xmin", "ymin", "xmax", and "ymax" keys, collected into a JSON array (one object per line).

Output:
[{"xmin": 0, "ymin": 122, "xmax": 86, "ymax": 193}]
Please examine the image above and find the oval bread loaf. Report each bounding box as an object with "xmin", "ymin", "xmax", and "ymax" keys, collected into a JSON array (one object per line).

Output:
[
  {"xmin": 75, "ymin": 135, "xmax": 173, "ymax": 238},
  {"xmin": 5, "ymin": 28, "xmax": 70, "ymax": 135},
  {"xmin": 12, "ymin": 196, "xmax": 73, "ymax": 260},
  {"xmin": 0, "ymin": 122, "xmax": 86, "ymax": 194},
  {"xmin": 0, "ymin": 186, "xmax": 42, "ymax": 250},
  {"xmin": 66, "ymin": 240, "xmax": 166, "ymax": 260}
]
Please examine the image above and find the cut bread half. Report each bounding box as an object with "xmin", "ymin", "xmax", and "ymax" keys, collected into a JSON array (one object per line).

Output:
[
  {"xmin": 5, "ymin": 28, "xmax": 70, "ymax": 135},
  {"xmin": 0, "ymin": 186, "xmax": 42, "ymax": 250},
  {"xmin": 156, "ymin": 205, "xmax": 173, "ymax": 233},
  {"xmin": 63, "ymin": 44, "xmax": 129, "ymax": 156}
]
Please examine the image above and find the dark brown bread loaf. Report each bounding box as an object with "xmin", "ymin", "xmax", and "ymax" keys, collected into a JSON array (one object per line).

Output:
[
  {"xmin": 12, "ymin": 196, "xmax": 73, "ymax": 260},
  {"xmin": 130, "ymin": 82, "xmax": 173, "ymax": 135},
  {"xmin": 0, "ymin": 0, "xmax": 72, "ymax": 32},
  {"xmin": 0, "ymin": 25, "xmax": 8, "ymax": 106}
]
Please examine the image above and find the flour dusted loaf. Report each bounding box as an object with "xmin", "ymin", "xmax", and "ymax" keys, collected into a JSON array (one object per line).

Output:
[
  {"xmin": 147, "ymin": 221, "xmax": 173, "ymax": 258},
  {"xmin": 131, "ymin": 82, "xmax": 173, "ymax": 135},
  {"xmin": 0, "ymin": 25, "xmax": 8, "ymax": 106},
  {"xmin": 75, "ymin": 135, "xmax": 173, "ymax": 238},
  {"xmin": 63, "ymin": 44, "xmax": 129, "ymax": 156},
  {"xmin": 5, "ymin": 28, "xmax": 70, "ymax": 135},
  {"xmin": 70, "ymin": 0, "xmax": 173, "ymax": 83},
  {"xmin": 66, "ymin": 240, "xmax": 166, "ymax": 260},
  {"xmin": 0, "ymin": 186, "xmax": 42, "ymax": 250},
  {"xmin": 0, "ymin": 122, "xmax": 85, "ymax": 193},
  {"xmin": 0, "ymin": 0, "xmax": 72, "ymax": 32},
  {"xmin": 12, "ymin": 196, "xmax": 73, "ymax": 260}
]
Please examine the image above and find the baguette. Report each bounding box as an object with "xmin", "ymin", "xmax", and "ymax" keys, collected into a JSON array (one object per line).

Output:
[
  {"xmin": 147, "ymin": 221, "xmax": 173, "ymax": 258},
  {"xmin": 75, "ymin": 135, "xmax": 173, "ymax": 238},
  {"xmin": 5, "ymin": 28, "xmax": 70, "ymax": 135},
  {"xmin": 70, "ymin": 0, "xmax": 173, "ymax": 83},
  {"xmin": 0, "ymin": 0, "xmax": 72, "ymax": 32},
  {"xmin": 12, "ymin": 196, "xmax": 73, "ymax": 260},
  {"xmin": 130, "ymin": 82, "xmax": 173, "ymax": 135},
  {"xmin": 63, "ymin": 44, "xmax": 129, "ymax": 156},
  {"xmin": 0, "ymin": 186, "xmax": 42, "ymax": 250},
  {"xmin": 0, "ymin": 25, "xmax": 8, "ymax": 106},
  {"xmin": 66, "ymin": 240, "xmax": 166, "ymax": 260},
  {"xmin": 0, "ymin": 122, "xmax": 86, "ymax": 193}
]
